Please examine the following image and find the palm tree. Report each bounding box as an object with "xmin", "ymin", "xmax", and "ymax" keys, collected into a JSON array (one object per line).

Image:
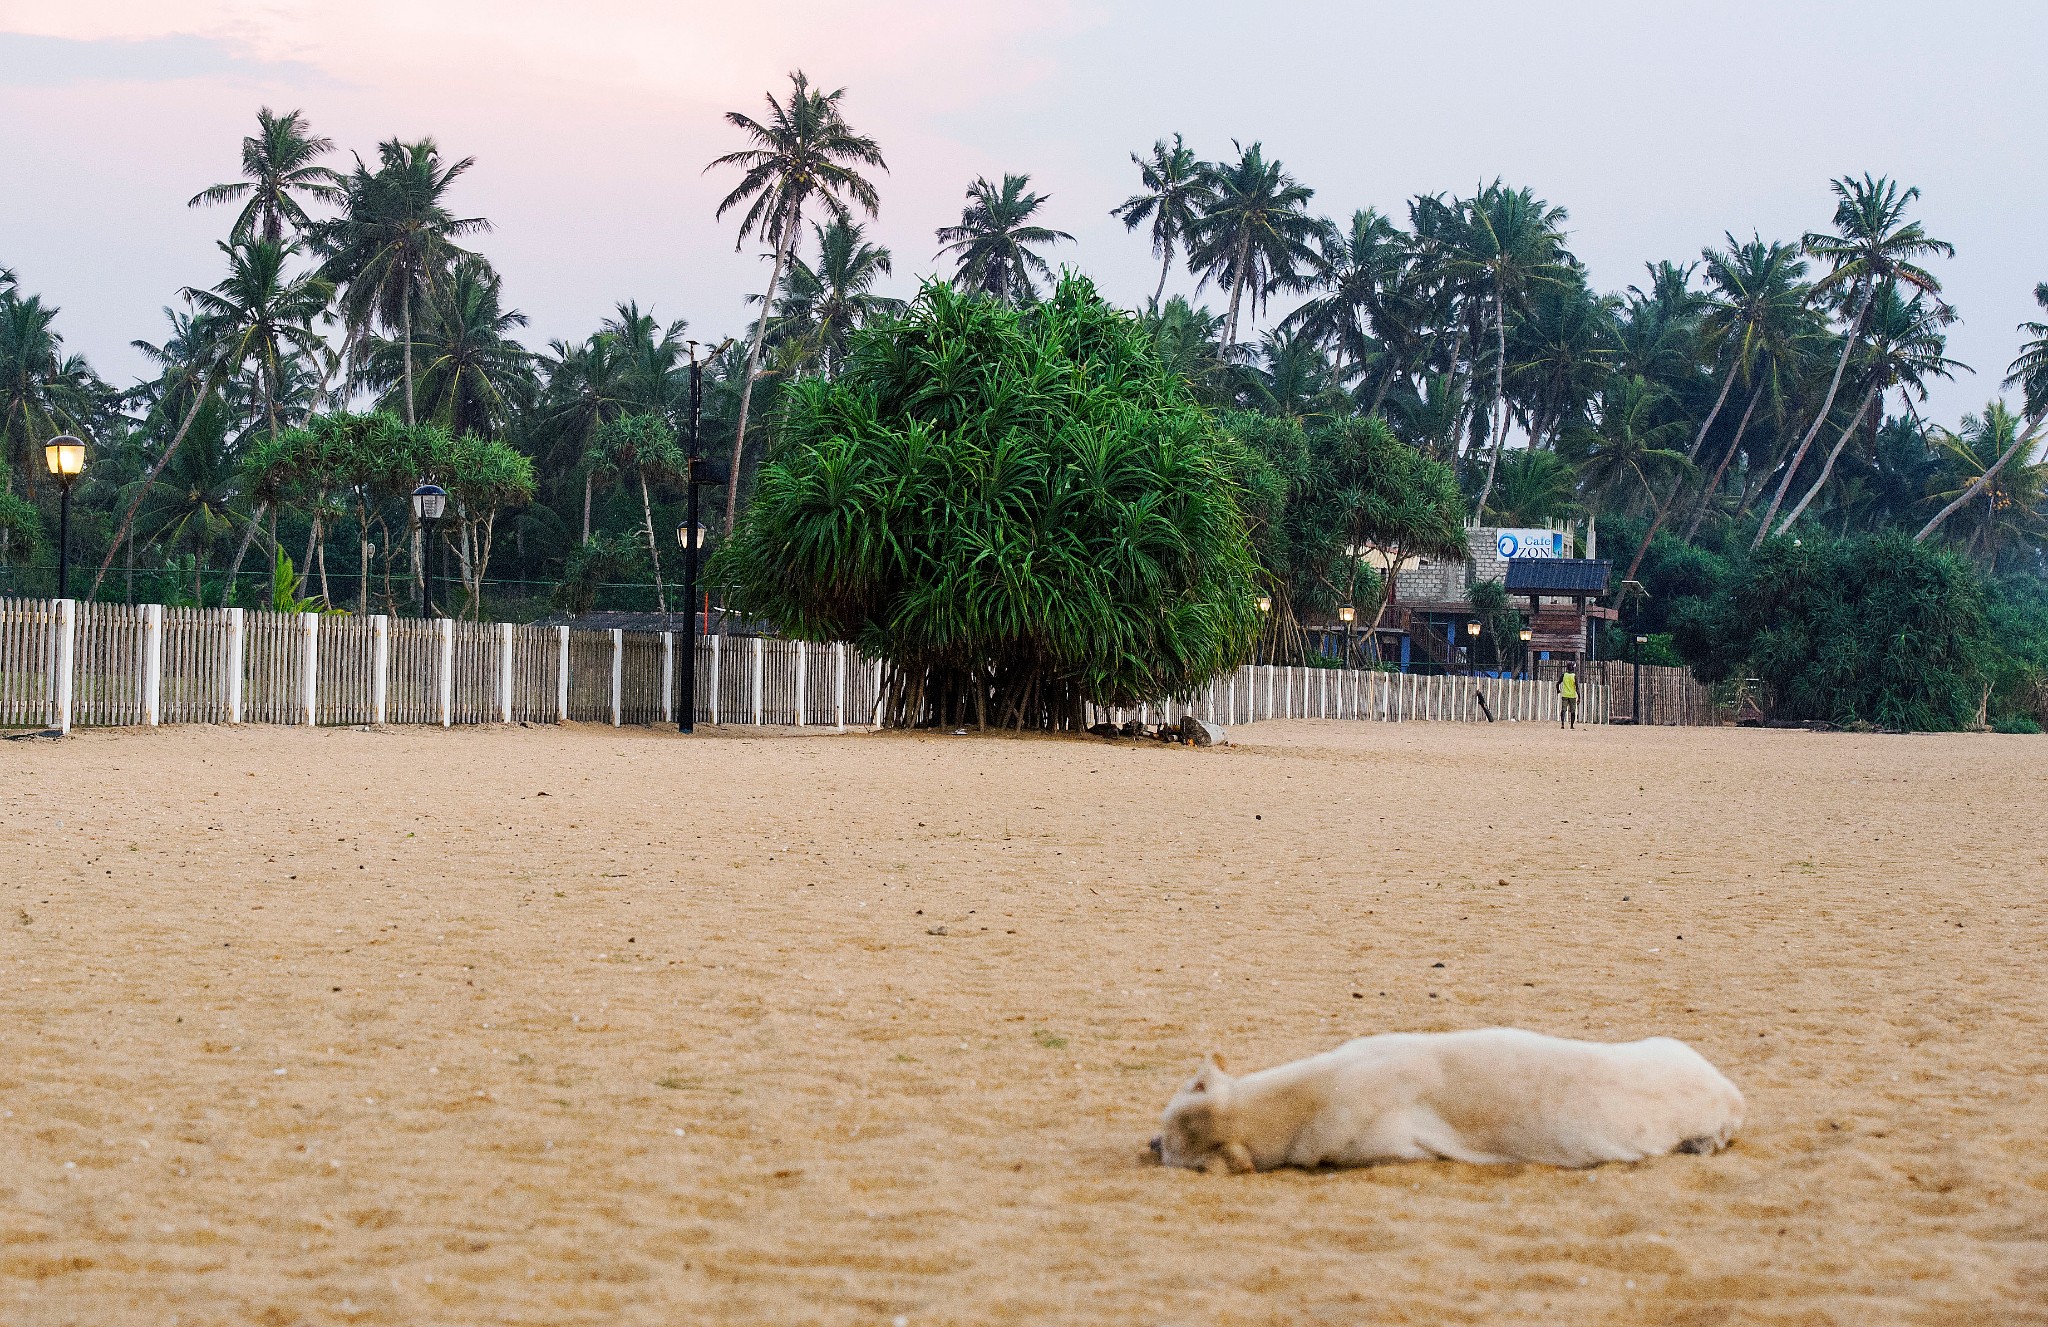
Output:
[
  {"xmin": 129, "ymin": 398, "xmax": 239, "ymax": 606},
  {"xmin": 1616, "ymin": 236, "xmax": 1808, "ymax": 576},
  {"xmin": 767, "ymin": 220, "xmax": 899, "ymax": 377},
  {"xmin": 2004, "ymin": 282, "xmax": 2048, "ymax": 423},
  {"xmin": 1140, "ymin": 297, "xmax": 1229, "ymax": 405},
  {"xmin": 935, "ymin": 173, "xmax": 1074, "ymax": 305},
  {"xmin": 1569, "ymin": 375, "xmax": 1691, "ymax": 525},
  {"xmin": 1241, "ymin": 328, "xmax": 1343, "ymax": 420},
  {"xmin": 358, "ymin": 258, "xmax": 531, "ymax": 440},
  {"xmin": 187, "ymin": 108, "xmax": 344, "ymax": 244},
  {"xmin": 0, "ymin": 287, "xmax": 104, "ymax": 498},
  {"xmin": 538, "ymin": 333, "xmax": 632, "ymax": 542},
  {"xmin": 1508, "ymin": 275, "xmax": 1618, "ymax": 449},
  {"xmin": 1485, "ymin": 448, "xmax": 1578, "ymax": 527},
  {"xmin": 317, "ymin": 138, "xmax": 489, "ymax": 425},
  {"xmin": 603, "ymin": 301, "xmax": 691, "ymax": 418},
  {"xmin": 709, "ymin": 71, "xmax": 886, "ymax": 532},
  {"xmin": 1919, "ymin": 402, "xmax": 2047, "ymax": 571},
  {"xmin": 1752, "ymin": 175, "xmax": 1952, "ymax": 548},
  {"xmin": 1916, "ymin": 288, "xmax": 2048, "ymax": 545},
  {"xmin": 1454, "ymin": 182, "xmax": 1573, "ymax": 518},
  {"xmin": 1694, "ymin": 236, "xmax": 1811, "ymax": 458},
  {"xmin": 91, "ymin": 240, "xmax": 332, "ymax": 596},
  {"xmin": 1283, "ymin": 208, "xmax": 1410, "ymax": 391},
  {"xmin": 1112, "ymin": 135, "xmax": 1211, "ymax": 306},
  {"xmin": 1773, "ymin": 287, "xmax": 1961, "ymax": 534},
  {"xmin": 1185, "ymin": 141, "xmax": 1319, "ymax": 349}
]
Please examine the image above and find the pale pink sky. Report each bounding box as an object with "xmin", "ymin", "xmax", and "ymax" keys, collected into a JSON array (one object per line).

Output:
[{"xmin": 3, "ymin": 1, "xmax": 2044, "ymax": 424}]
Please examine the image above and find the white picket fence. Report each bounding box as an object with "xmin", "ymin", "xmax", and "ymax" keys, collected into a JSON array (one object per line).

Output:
[
  {"xmin": 0, "ymin": 597, "xmax": 1608, "ymax": 735},
  {"xmin": 0, "ymin": 598, "xmax": 884, "ymax": 734},
  {"xmin": 1086, "ymin": 663, "xmax": 1609, "ymax": 730}
]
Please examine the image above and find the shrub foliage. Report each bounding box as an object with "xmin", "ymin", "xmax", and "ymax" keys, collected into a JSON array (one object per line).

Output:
[{"xmin": 710, "ymin": 277, "xmax": 1261, "ymax": 729}]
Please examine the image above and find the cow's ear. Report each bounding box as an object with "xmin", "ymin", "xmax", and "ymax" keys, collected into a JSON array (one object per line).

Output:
[{"xmin": 1207, "ymin": 1051, "xmax": 1229, "ymax": 1073}]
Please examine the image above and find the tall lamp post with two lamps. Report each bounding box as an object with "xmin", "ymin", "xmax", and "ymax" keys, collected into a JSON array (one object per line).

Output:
[
  {"xmin": 411, "ymin": 483, "xmax": 448, "ymax": 618},
  {"xmin": 676, "ymin": 337, "xmax": 734, "ymax": 734},
  {"xmin": 45, "ymin": 435, "xmax": 87, "ymax": 599}
]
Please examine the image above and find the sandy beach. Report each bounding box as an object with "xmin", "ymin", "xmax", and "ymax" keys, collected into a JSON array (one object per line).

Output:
[{"xmin": 3, "ymin": 718, "xmax": 2044, "ymax": 1325}]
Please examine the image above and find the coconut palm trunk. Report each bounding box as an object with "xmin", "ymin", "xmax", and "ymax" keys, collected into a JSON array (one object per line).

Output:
[
  {"xmin": 1752, "ymin": 294, "xmax": 1872, "ymax": 548},
  {"xmin": 639, "ymin": 471, "xmax": 667, "ymax": 612},
  {"xmin": 401, "ymin": 280, "xmax": 416, "ymax": 426},
  {"xmin": 1683, "ymin": 381, "xmax": 1764, "ymax": 541},
  {"xmin": 222, "ymin": 501, "xmax": 269, "ymax": 605},
  {"xmin": 726, "ymin": 214, "xmax": 797, "ymax": 531},
  {"xmin": 1914, "ymin": 418, "xmax": 2044, "ymax": 544},
  {"xmin": 1774, "ymin": 381, "xmax": 1882, "ymax": 535},
  {"xmin": 88, "ymin": 367, "xmax": 223, "ymax": 599},
  {"xmin": 1473, "ymin": 285, "xmax": 1511, "ymax": 518},
  {"xmin": 1222, "ymin": 233, "xmax": 1251, "ymax": 348},
  {"xmin": 1152, "ymin": 250, "xmax": 1172, "ymax": 307}
]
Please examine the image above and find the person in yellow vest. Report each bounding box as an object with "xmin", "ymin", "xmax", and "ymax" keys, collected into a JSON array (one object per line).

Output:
[{"xmin": 1557, "ymin": 662, "xmax": 1579, "ymax": 730}]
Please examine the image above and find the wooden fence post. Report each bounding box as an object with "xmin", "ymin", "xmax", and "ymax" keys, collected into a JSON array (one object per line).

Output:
[
  {"xmin": 710, "ymin": 634, "xmax": 721, "ymax": 725},
  {"xmin": 372, "ymin": 615, "xmax": 389, "ymax": 725},
  {"xmin": 610, "ymin": 628, "xmax": 623, "ymax": 727},
  {"xmin": 438, "ymin": 618, "xmax": 454, "ymax": 728},
  {"xmin": 751, "ymin": 636, "xmax": 764, "ymax": 725},
  {"xmin": 834, "ymin": 641, "xmax": 847, "ymax": 731},
  {"xmin": 142, "ymin": 603, "xmax": 163, "ymax": 726},
  {"xmin": 302, "ymin": 612, "xmax": 320, "ymax": 726},
  {"xmin": 660, "ymin": 631, "xmax": 674, "ymax": 725},
  {"xmin": 500, "ymin": 622, "xmax": 514, "ymax": 723},
  {"xmin": 556, "ymin": 626, "xmax": 569, "ymax": 722},
  {"xmin": 51, "ymin": 598, "xmax": 75, "ymax": 735},
  {"xmin": 794, "ymin": 641, "xmax": 807, "ymax": 727},
  {"xmin": 225, "ymin": 607, "xmax": 244, "ymax": 724}
]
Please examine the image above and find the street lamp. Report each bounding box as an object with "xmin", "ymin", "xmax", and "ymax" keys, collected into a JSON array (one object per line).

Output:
[
  {"xmin": 1256, "ymin": 595, "xmax": 1272, "ymax": 613},
  {"xmin": 1465, "ymin": 618, "xmax": 1481, "ymax": 677},
  {"xmin": 1337, "ymin": 603, "xmax": 1355, "ymax": 668},
  {"xmin": 1518, "ymin": 625, "xmax": 1532, "ymax": 680},
  {"xmin": 411, "ymin": 483, "xmax": 448, "ymax": 618},
  {"xmin": 677, "ymin": 337, "xmax": 735, "ymax": 734},
  {"xmin": 44, "ymin": 435, "xmax": 86, "ymax": 599}
]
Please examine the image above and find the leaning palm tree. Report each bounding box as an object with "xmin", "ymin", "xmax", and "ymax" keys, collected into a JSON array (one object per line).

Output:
[
  {"xmin": 1916, "ymin": 286, "xmax": 2048, "ymax": 545},
  {"xmin": 91, "ymin": 240, "xmax": 332, "ymax": 596},
  {"xmin": 316, "ymin": 138, "xmax": 490, "ymax": 426},
  {"xmin": 1616, "ymin": 235, "xmax": 1808, "ymax": 573},
  {"xmin": 708, "ymin": 71, "xmax": 886, "ymax": 532},
  {"xmin": 1918, "ymin": 402, "xmax": 2048, "ymax": 571},
  {"xmin": 1112, "ymin": 135, "xmax": 1212, "ymax": 306},
  {"xmin": 1185, "ymin": 142, "xmax": 1319, "ymax": 350},
  {"xmin": 1752, "ymin": 174, "xmax": 1952, "ymax": 548},
  {"xmin": 1773, "ymin": 286, "xmax": 1961, "ymax": 534},
  {"xmin": 187, "ymin": 107, "xmax": 344, "ymax": 244},
  {"xmin": 1454, "ymin": 181, "xmax": 1573, "ymax": 518},
  {"xmin": 935, "ymin": 173, "xmax": 1074, "ymax": 305}
]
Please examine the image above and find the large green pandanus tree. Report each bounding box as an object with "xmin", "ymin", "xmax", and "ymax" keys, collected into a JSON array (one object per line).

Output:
[{"xmin": 709, "ymin": 275, "xmax": 1262, "ymax": 731}]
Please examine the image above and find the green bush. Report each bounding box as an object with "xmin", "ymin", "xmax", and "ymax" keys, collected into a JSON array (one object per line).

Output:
[
  {"xmin": 710, "ymin": 276, "xmax": 1261, "ymax": 729},
  {"xmin": 1670, "ymin": 533, "xmax": 1991, "ymax": 731}
]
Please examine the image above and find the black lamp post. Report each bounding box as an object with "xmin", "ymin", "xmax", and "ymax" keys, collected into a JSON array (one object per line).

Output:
[
  {"xmin": 1465, "ymin": 618, "xmax": 1481, "ymax": 677},
  {"xmin": 1255, "ymin": 594, "xmax": 1272, "ymax": 666},
  {"xmin": 1518, "ymin": 625, "xmax": 1532, "ymax": 680},
  {"xmin": 1338, "ymin": 603, "xmax": 1356, "ymax": 668},
  {"xmin": 411, "ymin": 483, "xmax": 447, "ymax": 618},
  {"xmin": 45, "ymin": 435, "xmax": 86, "ymax": 599},
  {"xmin": 677, "ymin": 338, "xmax": 734, "ymax": 734}
]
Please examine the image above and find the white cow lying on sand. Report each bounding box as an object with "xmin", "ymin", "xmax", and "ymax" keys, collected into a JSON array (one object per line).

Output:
[{"xmin": 1149, "ymin": 1028, "xmax": 1744, "ymax": 1173}]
